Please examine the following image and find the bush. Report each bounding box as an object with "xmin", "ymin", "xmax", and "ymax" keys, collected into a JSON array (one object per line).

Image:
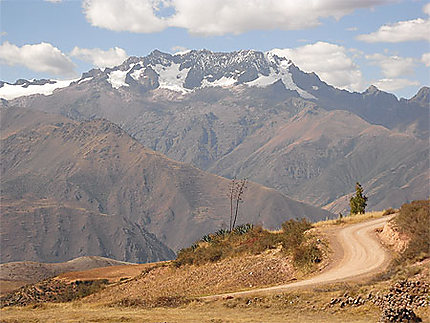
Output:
[
  {"xmin": 394, "ymin": 200, "xmax": 429, "ymax": 261},
  {"xmin": 293, "ymin": 243, "xmax": 322, "ymax": 268},
  {"xmin": 280, "ymin": 219, "xmax": 312, "ymax": 250}
]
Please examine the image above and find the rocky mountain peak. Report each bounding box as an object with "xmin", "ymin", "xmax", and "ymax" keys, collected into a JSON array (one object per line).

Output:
[
  {"xmin": 364, "ymin": 85, "xmax": 380, "ymax": 94},
  {"xmin": 409, "ymin": 86, "xmax": 430, "ymax": 108},
  {"xmin": 87, "ymin": 49, "xmax": 314, "ymax": 98}
]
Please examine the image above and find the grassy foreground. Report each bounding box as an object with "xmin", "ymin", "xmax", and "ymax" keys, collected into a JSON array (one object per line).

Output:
[{"xmin": 0, "ymin": 289, "xmax": 383, "ymax": 323}]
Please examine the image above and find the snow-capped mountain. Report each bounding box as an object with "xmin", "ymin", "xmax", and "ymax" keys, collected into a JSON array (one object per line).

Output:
[
  {"xmin": 0, "ymin": 78, "xmax": 77, "ymax": 100},
  {"xmin": 0, "ymin": 49, "xmax": 317, "ymax": 100},
  {"xmin": 107, "ymin": 49, "xmax": 315, "ymax": 99}
]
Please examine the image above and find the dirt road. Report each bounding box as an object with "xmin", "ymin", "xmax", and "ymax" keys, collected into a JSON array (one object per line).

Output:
[{"xmin": 204, "ymin": 216, "xmax": 392, "ymax": 299}]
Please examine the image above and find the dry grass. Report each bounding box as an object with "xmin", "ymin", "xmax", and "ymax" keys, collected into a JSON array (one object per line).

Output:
[
  {"xmin": 0, "ymin": 280, "xmax": 28, "ymax": 296},
  {"xmin": 0, "ymin": 289, "xmax": 382, "ymax": 323},
  {"xmin": 313, "ymin": 211, "xmax": 385, "ymax": 228}
]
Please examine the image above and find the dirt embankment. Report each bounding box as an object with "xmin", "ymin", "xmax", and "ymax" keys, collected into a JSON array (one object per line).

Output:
[{"xmin": 378, "ymin": 216, "xmax": 409, "ymax": 253}]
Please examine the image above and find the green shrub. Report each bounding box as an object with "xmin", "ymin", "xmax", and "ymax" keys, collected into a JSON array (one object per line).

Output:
[{"xmin": 232, "ymin": 223, "xmax": 254, "ymax": 235}]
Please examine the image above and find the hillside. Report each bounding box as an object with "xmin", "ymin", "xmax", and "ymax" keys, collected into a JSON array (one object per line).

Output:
[
  {"xmin": 3, "ymin": 50, "xmax": 428, "ymax": 212},
  {"xmin": 210, "ymin": 106, "xmax": 429, "ymax": 212},
  {"xmin": 0, "ymin": 107, "xmax": 333, "ymax": 263}
]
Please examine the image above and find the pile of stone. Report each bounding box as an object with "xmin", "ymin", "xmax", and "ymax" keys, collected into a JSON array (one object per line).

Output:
[
  {"xmin": 373, "ymin": 280, "xmax": 428, "ymax": 309},
  {"xmin": 379, "ymin": 307, "xmax": 422, "ymax": 322},
  {"xmin": 329, "ymin": 293, "xmax": 367, "ymax": 308},
  {"xmin": 327, "ymin": 279, "xmax": 428, "ymax": 322},
  {"xmin": 375, "ymin": 280, "xmax": 428, "ymax": 323}
]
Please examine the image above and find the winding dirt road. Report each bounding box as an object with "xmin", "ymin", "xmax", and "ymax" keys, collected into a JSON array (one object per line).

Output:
[{"xmin": 204, "ymin": 216, "xmax": 393, "ymax": 299}]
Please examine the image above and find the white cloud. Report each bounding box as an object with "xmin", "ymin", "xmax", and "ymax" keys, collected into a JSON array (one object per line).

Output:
[
  {"xmin": 0, "ymin": 41, "xmax": 76, "ymax": 76},
  {"xmin": 271, "ymin": 42, "xmax": 365, "ymax": 91},
  {"xmin": 423, "ymin": 3, "xmax": 430, "ymax": 16},
  {"xmin": 171, "ymin": 45, "xmax": 189, "ymax": 54},
  {"xmin": 45, "ymin": 0, "xmax": 63, "ymax": 3},
  {"xmin": 366, "ymin": 53, "xmax": 416, "ymax": 78},
  {"xmin": 70, "ymin": 46, "xmax": 128, "ymax": 68},
  {"xmin": 421, "ymin": 53, "xmax": 430, "ymax": 67},
  {"xmin": 346, "ymin": 27, "xmax": 358, "ymax": 31},
  {"xmin": 82, "ymin": 0, "xmax": 166, "ymax": 33},
  {"xmin": 357, "ymin": 4, "xmax": 430, "ymax": 43},
  {"xmin": 372, "ymin": 78, "xmax": 420, "ymax": 92},
  {"xmin": 82, "ymin": 0, "xmax": 394, "ymax": 36}
]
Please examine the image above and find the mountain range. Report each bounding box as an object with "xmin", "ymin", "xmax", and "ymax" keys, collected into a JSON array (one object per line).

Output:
[{"xmin": 2, "ymin": 49, "xmax": 427, "ymax": 213}]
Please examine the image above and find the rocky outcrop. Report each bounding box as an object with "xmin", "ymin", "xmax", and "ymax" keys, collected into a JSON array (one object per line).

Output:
[{"xmin": 379, "ymin": 220, "xmax": 409, "ymax": 253}]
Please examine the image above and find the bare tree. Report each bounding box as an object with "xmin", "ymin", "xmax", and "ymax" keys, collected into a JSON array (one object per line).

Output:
[
  {"xmin": 228, "ymin": 178, "xmax": 237, "ymax": 232},
  {"xmin": 227, "ymin": 178, "xmax": 247, "ymax": 231}
]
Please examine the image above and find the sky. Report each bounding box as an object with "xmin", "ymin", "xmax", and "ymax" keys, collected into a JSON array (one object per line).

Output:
[{"xmin": 0, "ymin": 0, "xmax": 429, "ymax": 99}]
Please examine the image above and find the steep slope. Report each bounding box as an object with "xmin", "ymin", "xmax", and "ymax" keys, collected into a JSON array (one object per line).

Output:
[
  {"xmin": 2, "ymin": 49, "xmax": 428, "ymax": 212},
  {"xmin": 0, "ymin": 107, "xmax": 333, "ymax": 263}
]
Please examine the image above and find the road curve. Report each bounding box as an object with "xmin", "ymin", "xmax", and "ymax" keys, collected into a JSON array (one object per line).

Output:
[{"xmin": 204, "ymin": 216, "xmax": 392, "ymax": 299}]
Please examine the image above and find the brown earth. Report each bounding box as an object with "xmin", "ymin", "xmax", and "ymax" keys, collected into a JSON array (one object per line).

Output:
[{"xmin": 378, "ymin": 216, "xmax": 409, "ymax": 253}]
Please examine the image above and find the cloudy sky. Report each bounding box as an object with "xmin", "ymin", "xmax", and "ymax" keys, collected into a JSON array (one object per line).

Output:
[{"xmin": 0, "ymin": 0, "xmax": 429, "ymax": 98}]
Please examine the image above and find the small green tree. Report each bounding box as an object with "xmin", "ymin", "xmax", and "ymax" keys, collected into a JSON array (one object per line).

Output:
[{"xmin": 350, "ymin": 182, "xmax": 368, "ymax": 214}]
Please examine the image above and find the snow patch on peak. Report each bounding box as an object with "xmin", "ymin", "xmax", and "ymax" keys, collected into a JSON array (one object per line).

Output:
[
  {"xmin": 151, "ymin": 63, "xmax": 190, "ymax": 93},
  {"xmin": 107, "ymin": 64, "xmax": 135, "ymax": 89},
  {"xmin": 243, "ymin": 51, "xmax": 315, "ymax": 99},
  {"xmin": 0, "ymin": 79, "xmax": 78, "ymax": 100},
  {"xmin": 78, "ymin": 77, "xmax": 93, "ymax": 84},
  {"xmin": 201, "ymin": 76, "xmax": 236, "ymax": 88}
]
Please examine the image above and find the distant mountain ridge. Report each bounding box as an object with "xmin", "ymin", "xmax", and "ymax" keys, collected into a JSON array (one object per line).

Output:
[{"xmin": 1, "ymin": 49, "xmax": 428, "ymax": 212}]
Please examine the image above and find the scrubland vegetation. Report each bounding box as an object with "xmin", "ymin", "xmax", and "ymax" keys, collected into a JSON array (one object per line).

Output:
[{"xmin": 174, "ymin": 219, "xmax": 322, "ymax": 270}]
